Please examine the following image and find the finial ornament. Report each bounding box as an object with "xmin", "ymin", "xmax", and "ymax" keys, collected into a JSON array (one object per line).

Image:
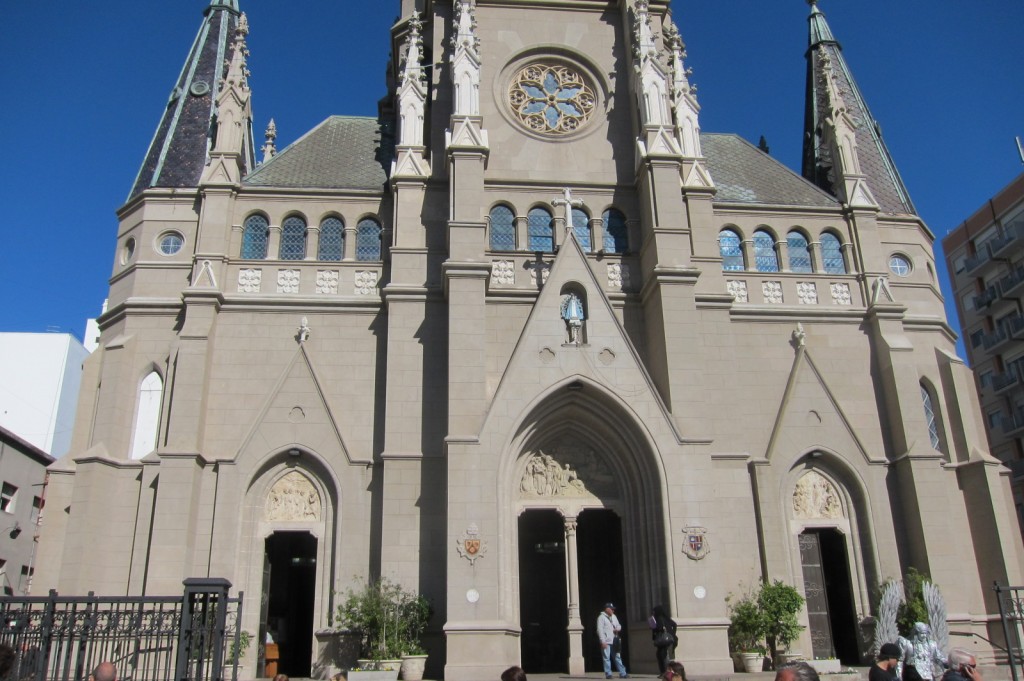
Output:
[
  {"xmin": 397, "ymin": 13, "xmax": 427, "ymax": 147},
  {"xmin": 261, "ymin": 119, "xmax": 277, "ymax": 164},
  {"xmin": 450, "ymin": 0, "xmax": 482, "ymax": 116}
]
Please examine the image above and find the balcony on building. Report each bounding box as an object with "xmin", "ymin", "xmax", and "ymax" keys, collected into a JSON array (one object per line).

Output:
[
  {"xmin": 982, "ymin": 326, "xmax": 1011, "ymax": 352},
  {"xmin": 989, "ymin": 225, "xmax": 1020, "ymax": 258},
  {"xmin": 992, "ymin": 366, "xmax": 1022, "ymax": 395},
  {"xmin": 1001, "ymin": 407, "xmax": 1024, "ymax": 437},
  {"xmin": 974, "ymin": 285, "xmax": 999, "ymax": 310},
  {"xmin": 964, "ymin": 245, "xmax": 992, "ymax": 275},
  {"xmin": 999, "ymin": 266, "xmax": 1024, "ymax": 298},
  {"xmin": 1008, "ymin": 459, "xmax": 1024, "ymax": 482}
]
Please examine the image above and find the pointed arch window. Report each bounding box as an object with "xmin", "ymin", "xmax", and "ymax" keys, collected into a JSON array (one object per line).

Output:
[
  {"xmin": 356, "ymin": 217, "xmax": 383, "ymax": 261},
  {"xmin": 572, "ymin": 208, "xmax": 591, "ymax": 251},
  {"xmin": 719, "ymin": 229, "xmax": 744, "ymax": 271},
  {"xmin": 921, "ymin": 382, "xmax": 943, "ymax": 453},
  {"xmin": 601, "ymin": 209, "xmax": 628, "ymax": 254},
  {"xmin": 528, "ymin": 207, "xmax": 554, "ymax": 253},
  {"xmin": 489, "ymin": 205, "xmax": 516, "ymax": 251},
  {"xmin": 241, "ymin": 215, "xmax": 269, "ymax": 259},
  {"xmin": 753, "ymin": 229, "xmax": 779, "ymax": 272},
  {"xmin": 280, "ymin": 216, "xmax": 307, "ymax": 260},
  {"xmin": 821, "ymin": 233, "xmax": 846, "ymax": 274},
  {"xmin": 318, "ymin": 217, "xmax": 344, "ymax": 261},
  {"xmin": 787, "ymin": 231, "xmax": 812, "ymax": 273},
  {"xmin": 130, "ymin": 371, "xmax": 163, "ymax": 460}
]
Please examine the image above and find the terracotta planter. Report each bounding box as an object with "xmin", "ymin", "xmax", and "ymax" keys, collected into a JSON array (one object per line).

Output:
[{"xmin": 400, "ymin": 654, "xmax": 428, "ymax": 681}]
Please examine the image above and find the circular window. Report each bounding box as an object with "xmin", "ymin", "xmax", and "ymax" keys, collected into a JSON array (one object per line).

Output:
[
  {"xmin": 158, "ymin": 232, "xmax": 184, "ymax": 255},
  {"xmin": 190, "ymin": 80, "xmax": 210, "ymax": 97},
  {"xmin": 121, "ymin": 237, "xmax": 136, "ymax": 265},
  {"xmin": 508, "ymin": 63, "xmax": 596, "ymax": 135},
  {"xmin": 889, "ymin": 254, "xmax": 912, "ymax": 277}
]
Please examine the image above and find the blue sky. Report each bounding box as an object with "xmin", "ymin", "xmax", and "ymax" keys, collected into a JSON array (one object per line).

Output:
[{"xmin": 1, "ymin": 2, "xmax": 1022, "ymax": 357}]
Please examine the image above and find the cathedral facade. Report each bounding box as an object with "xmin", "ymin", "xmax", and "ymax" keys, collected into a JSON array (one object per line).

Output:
[{"xmin": 35, "ymin": 1, "xmax": 1024, "ymax": 679}]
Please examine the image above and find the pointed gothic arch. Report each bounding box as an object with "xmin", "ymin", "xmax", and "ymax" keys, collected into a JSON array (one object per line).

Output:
[{"xmin": 129, "ymin": 368, "xmax": 165, "ymax": 460}]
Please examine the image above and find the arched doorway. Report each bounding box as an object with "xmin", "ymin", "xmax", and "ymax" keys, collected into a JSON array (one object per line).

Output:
[
  {"xmin": 262, "ymin": 531, "xmax": 317, "ymax": 677},
  {"xmin": 518, "ymin": 510, "xmax": 569, "ymax": 672}
]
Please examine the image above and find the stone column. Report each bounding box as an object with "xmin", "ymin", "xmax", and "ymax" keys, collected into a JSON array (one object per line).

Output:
[
  {"xmin": 515, "ymin": 215, "xmax": 528, "ymax": 252},
  {"xmin": 564, "ymin": 515, "xmax": 585, "ymax": 675},
  {"xmin": 343, "ymin": 225, "xmax": 357, "ymax": 261},
  {"xmin": 268, "ymin": 224, "xmax": 282, "ymax": 260},
  {"xmin": 777, "ymin": 238, "xmax": 790, "ymax": 272},
  {"xmin": 306, "ymin": 225, "xmax": 320, "ymax": 260}
]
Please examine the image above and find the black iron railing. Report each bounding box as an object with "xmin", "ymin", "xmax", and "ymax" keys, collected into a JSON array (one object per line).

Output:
[{"xmin": 994, "ymin": 583, "xmax": 1024, "ymax": 681}]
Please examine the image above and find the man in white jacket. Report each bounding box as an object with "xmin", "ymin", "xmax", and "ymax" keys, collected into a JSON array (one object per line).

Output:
[{"xmin": 598, "ymin": 603, "xmax": 628, "ymax": 679}]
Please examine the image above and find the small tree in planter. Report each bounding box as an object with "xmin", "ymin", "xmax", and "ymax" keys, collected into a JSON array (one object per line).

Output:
[
  {"xmin": 757, "ymin": 580, "xmax": 805, "ymax": 663},
  {"xmin": 336, "ymin": 577, "xmax": 432, "ymax": 675},
  {"xmin": 727, "ymin": 590, "xmax": 766, "ymax": 672}
]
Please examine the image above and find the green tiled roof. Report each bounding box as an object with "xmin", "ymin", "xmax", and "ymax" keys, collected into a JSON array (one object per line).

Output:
[{"xmin": 244, "ymin": 116, "xmax": 391, "ymax": 190}]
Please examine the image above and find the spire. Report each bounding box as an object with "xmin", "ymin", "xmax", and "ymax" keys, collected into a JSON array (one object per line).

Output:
[
  {"xmin": 802, "ymin": 1, "xmax": 916, "ymax": 214},
  {"xmin": 450, "ymin": 0, "xmax": 481, "ymax": 116},
  {"xmin": 200, "ymin": 10, "xmax": 254, "ymax": 185},
  {"xmin": 397, "ymin": 13, "xmax": 426, "ymax": 147},
  {"xmin": 663, "ymin": 13, "xmax": 702, "ymax": 158},
  {"xmin": 129, "ymin": 1, "xmax": 254, "ymax": 200},
  {"xmin": 261, "ymin": 119, "xmax": 277, "ymax": 164}
]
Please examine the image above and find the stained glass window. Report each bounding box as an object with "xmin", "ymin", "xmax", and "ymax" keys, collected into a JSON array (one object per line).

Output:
[
  {"xmin": 787, "ymin": 231, "xmax": 812, "ymax": 273},
  {"xmin": 356, "ymin": 218, "xmax": 382, "ymax": 261},
  {"xmin": 889, "ymin": 254, "xmax": 911, "ymax": 277},
  {"xmin": 572, "ymin": 208, "xmax": 591, "ymax": 251},
  {"xmin": 490, "ymin": 205, "xmax": 516, "ymax": 251},
  {"xmin": 719, "ymin": 229, "xmax": 744, "ymax": 271},
  {"xmin": 159, "ymin": 232, "xmax": 184, "ymax": 256},
  {"xmin": 753, "ymin": 230, "xmax": 779, "ymax": 272},
  {"xmin": 508, "ymin": 64, "xmax": 596, "ymax": 135},
  {"xmin": 921, "ymin": 383, "xmax": 942, "ymax": 452},
  {"xmin": 821, "ymin": 233, "xmax": 846, "ymax": 274},
  {"xmin": 280, "ymin": 216, "xmax": 307, "ymax": 260},
  {"xmin": 241, "ymin": 215, "xmax": 269, "ymax": 259},
  {"xmin": 602, "ymin": 209, "xmax": 628, "ymax": 254},
  {"xmin": 319, "ymin": 217, "xmax": 344, "ymax": 261},
  {"xmin": 528, "ymin": 208, "xmax": 554, "ymax": 253}
]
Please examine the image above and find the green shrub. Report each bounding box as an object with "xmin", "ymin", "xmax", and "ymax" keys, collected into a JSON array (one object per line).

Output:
[
  {"xmin": 758, "ymin": 580, "xmax": 805, "ymax": 660},
  {"xmin": 336, "ymin": 577, "xmax": 432, "ymax": 659}
]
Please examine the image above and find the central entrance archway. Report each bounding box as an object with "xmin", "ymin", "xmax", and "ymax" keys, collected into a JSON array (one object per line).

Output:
[
  {"xmin": 578, "ymin": 509, "xmax": 626, "ymax": 673},
  {"xmin": 263, "ymin": 531, "xmax": 317, "ymax": 677}
]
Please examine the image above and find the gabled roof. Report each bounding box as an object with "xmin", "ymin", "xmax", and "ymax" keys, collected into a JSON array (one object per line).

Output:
[
  {"xmin": 702, "ymin": 134, "xmax": 840, "ymax": 208},
  {"xmin": 802, "ymin": 1, "xmax": 916, "ymax": 215},
  {"xmin": 243, "ymin": 116, "xmax": 392, "ymax": 191},
  {"xmin": 129, "ymin": 2, "xmax": 250, "ymax": 200}
]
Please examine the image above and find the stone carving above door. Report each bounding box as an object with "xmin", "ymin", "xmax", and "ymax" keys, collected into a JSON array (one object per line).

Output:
[
  {"xmin": 793, "ymin": 470, "xmax": 843, "ymax": 520},
  {"xmin": 265, "ymin": 471, "xmax": 322, "ymax": 522},
  {"xmin": 519, "ymin": 447, "xmax": 617, "ymax": 499}
]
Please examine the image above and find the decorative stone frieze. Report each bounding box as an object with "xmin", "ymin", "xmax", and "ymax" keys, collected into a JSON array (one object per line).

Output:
[
  {"xmin": 277, "ymin": 269, "xmax": 300, "ymax": 294},
  {"xmin": 492, "ymin": 260, "xmax": 515, "ymax": 286},
  {"xmin": 797, "ymin": 282, "xmax": 818, "ymax": 305},
  {"xmin": 793, "ymin": 470, "xmax": 843, "ymax": 520},
  {"xmin": 265, "ymin": 471, "xmax": 322, "ymax": 522},
  {"xmin": 831, "ymin": 282, "xmax": 852, "ymax": 305},
  {"xmin": 316, "ymin": 269, "xmax": 339, "ymax": 295},
  {"xmin": 355, "ymin": 270, "xmax": 378, "ymax": 295},
  {"xmin": 727, "ymin": 280, "xmax": 748, "ymax": 303},
  {"xmin": 238, "ymin": 268, "xmax": 262, "ymax": 293},
  {"xmin": 763, "ymin": 281, "xmax": 783, "ymax": 304}
]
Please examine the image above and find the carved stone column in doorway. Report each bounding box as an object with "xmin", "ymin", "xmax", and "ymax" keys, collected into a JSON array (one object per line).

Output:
[{"xmin": 564, "ymin": 515, "xmax": 585, "ymax": 675}]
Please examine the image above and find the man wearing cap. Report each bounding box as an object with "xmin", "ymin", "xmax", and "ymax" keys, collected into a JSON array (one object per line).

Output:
[
  {"xmin": 871, "ymin": 643, "xmax": 902, "ymax": 681},
  {"xmin": 598, "ymin": 602, "xmax": 628, "ymax": 679}
]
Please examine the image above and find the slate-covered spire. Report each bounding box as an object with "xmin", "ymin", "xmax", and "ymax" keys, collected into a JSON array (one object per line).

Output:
[
  {"xmin": 802, "ymin": 0, "xmax": 916, "ymax": 214},
  {"xmin": 128, "ymin": 0, "xmax": 253, "ymax": 199}
]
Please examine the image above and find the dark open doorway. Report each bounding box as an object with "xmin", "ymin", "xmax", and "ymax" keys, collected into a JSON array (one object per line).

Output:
[
  {"xmin": 263, "ymin": 531, "xmax": 317, "ymax": 677},
  {"xmin": 519, "ymin": 510, "xmax": 569, "ymax": 673},
  {"xmin": 798, "ymin": 528, "xmax": 859, "ymax": 664},
  {"xmin": 578, "ymin": 509, "xmax": 627, "ymax": 673}
]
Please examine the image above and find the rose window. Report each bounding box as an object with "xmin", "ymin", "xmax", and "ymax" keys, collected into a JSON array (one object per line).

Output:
[{"xmin": 508, "ymin": 64, "xmax": 596, "ymax": 134}]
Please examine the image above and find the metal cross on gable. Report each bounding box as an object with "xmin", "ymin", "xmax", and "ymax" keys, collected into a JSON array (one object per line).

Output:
[{"xmin": 553, "ymin": 187, "xmax": 585, "ymax": 213}]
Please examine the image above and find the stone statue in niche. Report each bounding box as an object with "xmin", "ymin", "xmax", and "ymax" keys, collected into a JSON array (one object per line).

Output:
[
  {"xmin": 519, "ymin": 446, "xmax": 617, "ymax": 498},
  {"xmin": 265, "ymin": 471, "xmax": 322, "ymax": 522},
  {"xmin": 792, "ymin": 470, "xmax": 843, "ymax": 519},
  {"xmin": 560, "ymin": 292, "xmax": 586, "ymax": 345}
]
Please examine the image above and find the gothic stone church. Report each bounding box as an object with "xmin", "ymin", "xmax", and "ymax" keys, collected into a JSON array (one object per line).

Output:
[{"xmin": 35, "ymin": 1, "xmax": 1024, "ymax": 679}]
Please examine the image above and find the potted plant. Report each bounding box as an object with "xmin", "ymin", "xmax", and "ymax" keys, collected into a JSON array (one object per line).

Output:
[
  {"xmin": 336, "ymin": 577, "xmax": 432, "ymax": 681},
  {"xmin": 758, "ymin": 580, "xmax": 805, "ymax": 665},
  {"xmin": 224, "ymin": 630, "xmax": 252, "ymax": 679},
  {"xmin": 727, "ymin": 590, "xmax": 766, "ymax": 673}
]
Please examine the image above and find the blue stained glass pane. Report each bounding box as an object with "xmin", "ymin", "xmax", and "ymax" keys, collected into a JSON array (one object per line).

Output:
[
  {"xmin": 280, "ymin": 216, "xmax": 307, "ymax": 260},
  {"xmin": 543, "ymin": 72, "xmax": 559, "ymax": 94},
  {"xmin": 719, "ymin": 229, "xmax": 743, "ymax": 271},
  {"xmin": 489, "ymin": 205, "xmax": 516, "ymax": 251},
  {"xmin": 602, "ymin": 209, "xmax": 628, "ymax": 254},
  {"xmin": 356, "ymin": 218, "xmax": 382, "ymax": 261},
  {"xmin": 787, "ymin": 232, "xmax": 812, "ymax": 273},
  {"xmin": 241, "ymin": 215, "xmax": 268, "ymax": 259},
  {"xmin": 528, "ymin": 208, "xmax": 554, "ymax": 253},
  {"xmin": 544, "ymin": 107, "xmax": 560, "ymax": 129},
  {"xmin": 556, "ymin": 88, "xmax": 580, "ymax": 101},
  {"xmin": 572, "ymin": 208, "xmax": 591, "ymax": 251},
  {"xmin": 821, "ymin": 233, "xmax": 846, "ymax": 274},
  {"xmin": 523, "ymin": 86, "xmax": 545, "ymax": 99},
  {"xmin": 753, "ymin": 230, "xmax": 779, "ymax": 272},
  {"xmin": 523, "ymin": 101, "xmax": 545, "ymax": 114},
  {"xmin": 557, "ymin": 102, "xmax": 580, "ymax": 116},
  {"xmin": 318, "ymin": 217, "xmax": 344, "ymax": 261}
]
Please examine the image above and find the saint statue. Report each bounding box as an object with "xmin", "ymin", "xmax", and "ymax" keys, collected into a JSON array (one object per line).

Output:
[{"xmin": 561, "ymin": 292, "xmax": 586, "ymax": 344}]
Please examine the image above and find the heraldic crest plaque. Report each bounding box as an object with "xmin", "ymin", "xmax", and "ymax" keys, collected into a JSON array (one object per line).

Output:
[
  {"xmin": 681, "ymin": 526, "xmax": 710, "ymax": 560},
  {"xmin": 457, "ymin": 523, "xmax": 488, "ymax": 565}
]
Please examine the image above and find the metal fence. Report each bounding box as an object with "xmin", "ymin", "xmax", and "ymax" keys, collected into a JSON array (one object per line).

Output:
[
  {"xmin": 995, "ymin": 583, "xmax": 1024, "ymax": 681},
  {"xmin": 0, "ymin": 578, "xmax": 243, "ymax": 681}
]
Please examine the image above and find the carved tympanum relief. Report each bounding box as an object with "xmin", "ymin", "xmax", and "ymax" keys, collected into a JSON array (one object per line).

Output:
[
  {"xmin": 519, "ymin": 447, "xmax": 617, "ymax": 499},
  {"xmin": 265, "ymin": 471, "xmax": 322, "ymax": 522},
  {"xmin": 792, "ymin": 470, "xmax": 843, "ymax": 520}
]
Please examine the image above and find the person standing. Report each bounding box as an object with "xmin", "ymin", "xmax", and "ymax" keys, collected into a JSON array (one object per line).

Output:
[
  {"xmin": 598, "ymin": 602, "xmax": 628, "ymax": 679},
  {"xmin": 870, "ymin": 643, "xmax": 902, "ymax": 681},
  {"xmin": 649, "ymin": 605, "xmax": 678, "ymax": 674}
]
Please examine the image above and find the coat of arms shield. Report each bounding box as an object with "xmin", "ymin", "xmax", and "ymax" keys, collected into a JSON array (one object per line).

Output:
[{"xmin": 681, "ymin": 526, "xmax": 710, "ymax": 560}]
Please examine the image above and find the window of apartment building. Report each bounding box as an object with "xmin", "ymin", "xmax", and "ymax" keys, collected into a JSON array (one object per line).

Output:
[
  {"xmin": 988, "ymin": 409, "xmax": 1003, "ymax": 430},
  {"xmin": 30, "ymin": 496, "xmax": 42, "ymax": 524},
  {"xmin": 0, "ymin": 484, "xmax": 16, "ymax": 513},
  {"xmin": 18, "ymin": 565, "xmax": 32, "ymax": 593},
  {"xmin": 978, "ymin": 370, "xmax": 993, "ymax": 389},
  {"xmin": 970, "ymin": 329, "xmax": 985, "ymax": 348},
  {"xmin": 0, "ymin": 559, "xmax": 9, "ymax": 596},
  {"xmin": 960, "ymin": 292, "xmax": 975, "ymax": 313},
  {"xmin": 954, "ymin": 255, "xmax": 967, "ymax": 274}
]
